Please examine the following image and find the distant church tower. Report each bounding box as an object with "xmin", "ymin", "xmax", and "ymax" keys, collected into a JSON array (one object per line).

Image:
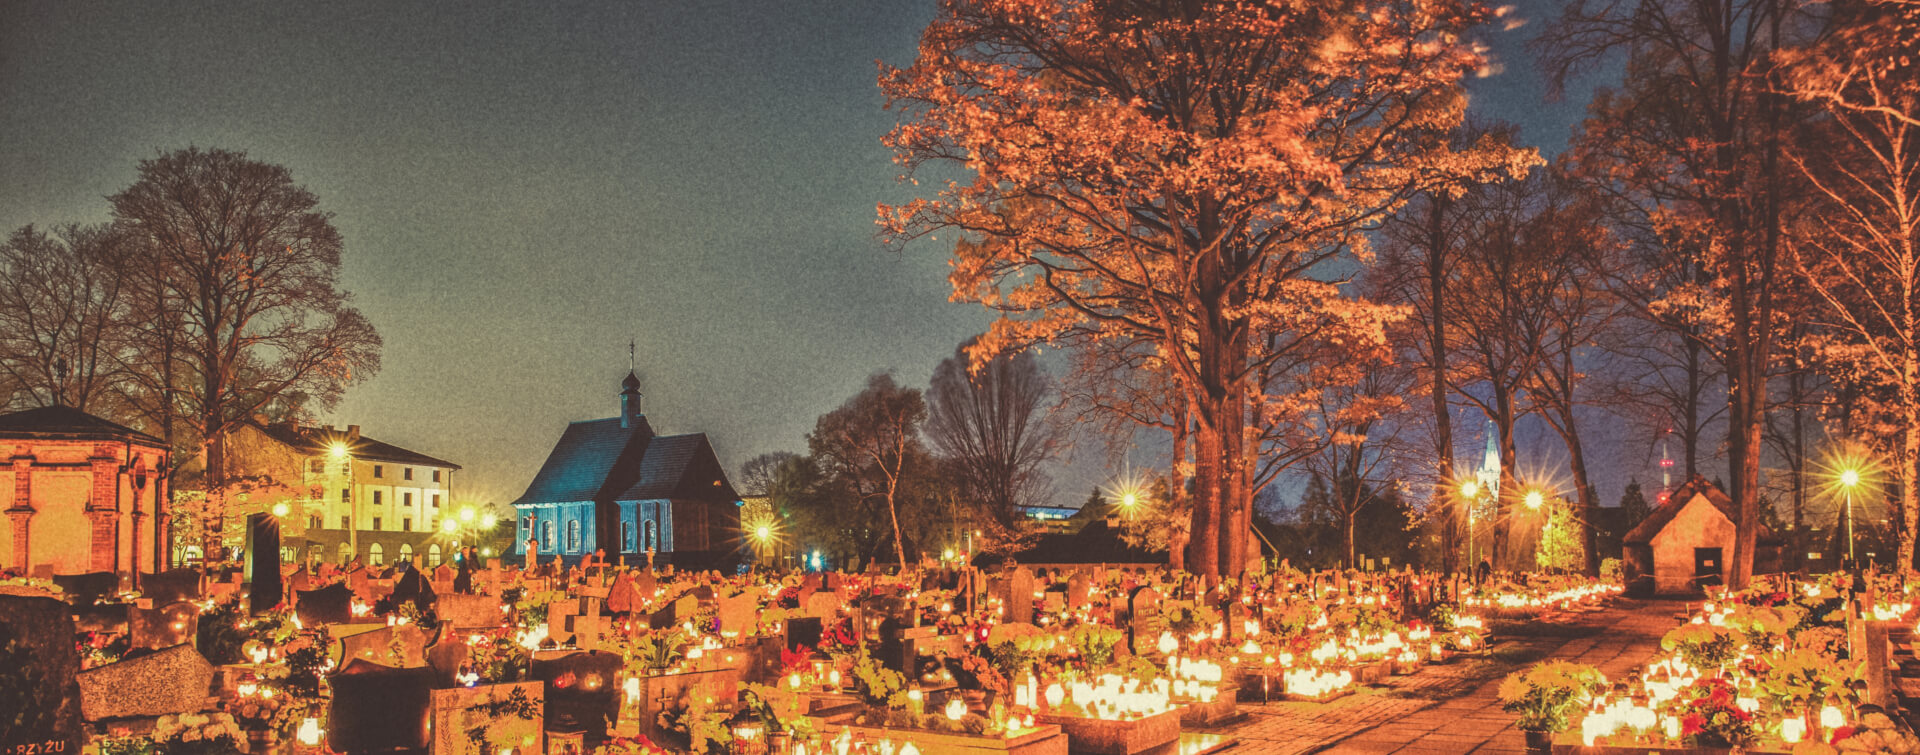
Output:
[
  {"xmin": 1474, "ymin": 421, "xmax": 1501, "ymax": 500},
  {"xmin": 1657, "ymin": 432, "xmax": 1675, "ymax": 504}
]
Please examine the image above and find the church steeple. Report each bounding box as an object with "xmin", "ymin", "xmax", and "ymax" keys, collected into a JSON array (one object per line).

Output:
[
  {"xmin": 1475, "ymin": 420, "xmax": 1501, "ymax": 500},
  {"xmin": 620, "ymin": 340, "xmax": 643, "ymax": 428}
]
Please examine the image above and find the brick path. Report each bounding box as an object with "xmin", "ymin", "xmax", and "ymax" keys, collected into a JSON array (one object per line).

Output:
[{"xmin": 1209, "ymin": 599, "xmax": 1684, "ymax": 755}]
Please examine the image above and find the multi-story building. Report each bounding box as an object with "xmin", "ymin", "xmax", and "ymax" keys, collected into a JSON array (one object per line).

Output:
[{"xmin": 225, "ymin": 421, "xmax": 464, "ymax": 568}]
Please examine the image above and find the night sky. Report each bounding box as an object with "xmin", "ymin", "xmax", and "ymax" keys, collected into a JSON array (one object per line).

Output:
[{"xmin": 0, "ymin": 2, "xmax": 1648, "ymax": 514}]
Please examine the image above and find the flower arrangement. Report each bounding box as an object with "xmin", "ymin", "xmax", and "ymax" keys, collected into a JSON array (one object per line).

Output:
[
  {"xmin": 151, "ymin": 712, "xmax": 245, "ymax": 755},
  {"xmin": 659, "ymin": 682, "xmax": 733, "ymax": 755},
  {"xmin": 1662, "ymin": 622, "xmax": 1742, "ymax": 671},
  {"xmin": 1498, "ymin": 661, "xmax": 1607, "ymax": 733},
  {"xmin": 600, "ymin": 735, "xmax": 675, "ymax": 755},
  {"xmin": 1668, "ymin": 677, "xmax": 1753, "ymax": 747},
  {"xmin": 848, "ymin": 651, "xmax": 907, "ymax": 708},
  {"xmin": 1823, "ymin": 708, "xmax": 1920, "ymax": 754},
  {"xmin": 1068, "ymin": 624, "xmax": 1123, "ymax": 669},
  {"xmin": 77, "ymin": 630, "xmax": 128, "ymax": 669}
]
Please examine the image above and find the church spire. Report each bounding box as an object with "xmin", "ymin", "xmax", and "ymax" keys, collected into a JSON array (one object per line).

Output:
[{"xmin": 620, "ymin": 341, "xmax": 643, "ymax": 428}]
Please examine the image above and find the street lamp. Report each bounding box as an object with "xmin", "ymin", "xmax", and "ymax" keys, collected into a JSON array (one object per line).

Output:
[
  {"xmin": 1840, "ymin": 467, "xmax": 1862, "ymax": 565},
  {"xmin": 1524, "ymin": 489, "xmax": 1546, "ymax": 510},
  {"xmin": 1460, "ymin": 481, "xmax": 1481, "ymax": 575}
]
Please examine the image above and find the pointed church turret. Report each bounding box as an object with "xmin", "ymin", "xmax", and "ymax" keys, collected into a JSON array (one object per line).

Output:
[{"xmin": 620, "ymin": 371, "xmax": 643, "ymax": 429}]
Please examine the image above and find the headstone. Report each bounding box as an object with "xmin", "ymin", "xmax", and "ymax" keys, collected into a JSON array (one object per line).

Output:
[
  {"xmin": 605, "ymin": 576, "xmax": 639, "ymax": 615},
  {"xmin": 428, "ymin": 681, "xmax": 544, "ymax": 755},
  {"xmin": 563, "ymin": 599, "xmax": 609, "ymax": 651},
  {"xmin": 785, "ymin": 617, "xmax": 824, "ymax": 651},
  {"xmin": 426, "ymin": 637, "xmax": 469, "ymax": 680},
  {"xmin": 140, "ymin": 569, "xmax": 203, "ymax": 605},
  {"xmin": 548, "ymin": 598, "xmax": 582, "ymax": 644},
  {"xmin": 437, "ymin": 594, "xmax": 504, "ymax": 630},
  {"xmin": 631, "ymin": 570, "xmax": 657, "ymax": 601},
  {"xmin": 804, "ymin": 591, "xmax": 843, "ymax": 620},
  {"xmin": 1041, "ymin": 590, "xmax": 1065, "ymax": 615},
  {"xmin": 1129, "ymin": 586, "xmax": 1162, "ymax": 655},
  {"xmin": 716, "ymin": 593, "xmax": 756, "ymax": 636},
  {"xmin": 1008, "ymin": 568, "xmax": 1036, "ymax": 625},
  {"xmin": 529, "ymin": 650, "xmax": 622, "ymax": 744},
  {"xmin": 340, "ymin": 624, "xmax": 433, "ymax": 668},
  {"xmin": 246, "ymin": 512, "xmax": 283, "ymax": 614},
  {"xmin": 298, "ymin": 583, "xmax": 355, "ymax": 627},
  {"xmin": 129, "ymin": 600, "xmax": 200, "ymax": 651},
  {"xmin": 328, "ymin": 659, "xmax": 438, "ymax": 755},
  {"xmin": 0, "ymin": 595, "xmax": 84, "ymax": 755},
  {"xmin": 1067, "ymin": 573, "xmax": 1092, "ymax": 611},
  {"xmin": 75, "ymin": 644, "xmax": 215, "ymax": 721},
  {"xmin": 52, "ymin": 572, "xmax": 118, "ymax": 606}
]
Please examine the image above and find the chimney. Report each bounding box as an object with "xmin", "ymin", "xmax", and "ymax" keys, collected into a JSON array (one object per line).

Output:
[{"xmin": 347, "ymin": 425, "xmax": 361, "ymax": 442}]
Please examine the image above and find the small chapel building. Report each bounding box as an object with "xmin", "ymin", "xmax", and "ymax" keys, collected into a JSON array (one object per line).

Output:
[
  {"xmin": 509, "ymin": 370, "xmax": 742, "ymax": 567},
  {"xmin": 0, "ymin": 405, "xmax": 171, "ymax": 578},
  {"xmin": 1623, "ymin": 475, "xmax": 1782, "ymax": 595}
]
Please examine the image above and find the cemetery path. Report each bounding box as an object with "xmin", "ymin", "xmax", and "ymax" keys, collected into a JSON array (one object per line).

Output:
[{"xmin": 1213, "ymin": 599, "xmax": 1685, "ymax": 755}]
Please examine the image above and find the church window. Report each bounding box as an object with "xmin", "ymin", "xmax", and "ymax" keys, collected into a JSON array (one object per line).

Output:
[
  {"xmin": 622, "ymin": 522, "xmax": 634, "ymax": 552},
  {"xmin": 644, "ymin": 520, "xmax": 658, "ymax": 551},
  {"xmin": 542, "ymin": 521, "xmax": 555, "ymax": 549},
  {"xmin": 399, "ymin": 543, "xmax": 413, "ymax": 563},
  {"xmin": 566, "ymin": 520, "xmax": 581, "ymax": 552}
]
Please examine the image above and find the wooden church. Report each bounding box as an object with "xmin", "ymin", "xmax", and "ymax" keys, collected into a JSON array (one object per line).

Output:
[
  {"xmin": 509, "ymin": 370, "xmax": 742, "ymax": 568},
  {"xmin": 1623, "ymin": 475, "xmax": 1783, "ymax": 595}
]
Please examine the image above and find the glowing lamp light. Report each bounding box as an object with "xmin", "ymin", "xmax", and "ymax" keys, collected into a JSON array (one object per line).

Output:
[
  {"xmin": 1121, "ymin": 491, "xmax": 1138, "ymax": 508},
  {"xmin": 481, "ymin": 513, "xmax": 498, "ymax": 529},
  {"xmin": 1821, "ymin": 703, "xmax": 1847, "ymax": 730},
  {"xmin": 1524, "ymin": 490, "xmax": 1545, "ymax": 510},
  {"xmin": 1157, "ymin": 631, "xmax": 1178, "ymax": 655},
  {"xmin": 943, "ymin": 548, "xmax": 955, "ymax": 561},
  {"xmin": 272, "ymin": 502, "xmax": 290, "ymax": 518},
  {"xmin": 1045, "ymin": 682, "xmax": 1065, "ymax": 709},
  {"xmin": 1841, "ymin": 468, "xmax": 1862, "ymax": 487},
  {"xmin": 442, "ymin": 518, "xmax": 459, "ymax": 534},
  {"xmin": 1781, "ymin": 717, "xmax": 1806, "ymax": 744},
  {"xmin": 1460, "ymin": 481, "xmax": 1479, "ymax": 498},
  {"xmin": 755, "ymin": 525, "xmax": 771, "ymax": 542},
  {"xmin": 459, "ymin": 507, "xmax": 476, "ymax": 523},
  {"xmin": 945, "ymin": 697, "xmax": 968, "ymax": 721},
  {"xmin": 329, "ymin": 442, "xmax": 349, "ymax": 460}
]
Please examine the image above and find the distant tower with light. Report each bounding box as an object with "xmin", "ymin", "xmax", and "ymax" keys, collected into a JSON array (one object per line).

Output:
[
  {"xmin": 1657, "ymin": 432, "xmax": 1675, "ymax": 505},
  {"xmin": 1474, "ymin": 421, "xmax": 1501, "ymax": 501}
]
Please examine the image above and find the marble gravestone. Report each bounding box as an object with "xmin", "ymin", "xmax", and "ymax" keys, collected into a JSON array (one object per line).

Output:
[
  {"xmin": 75, "ymin": 644, "xmax": 215, "ymax": 722},
  {"xmin": 1128, "ymin": 586, "xmax": 1163, "ymax": 655},
  {"xmin": 0, "ymin": 595, "xmax": 85, "ymax": 755},
  {"xmin": 328, "ymin": 659, "xmax": 438, "ymax": 755},
  {"xmin": 1007, "ymin": 568, "xmax": 1036, "ymax": 624}
]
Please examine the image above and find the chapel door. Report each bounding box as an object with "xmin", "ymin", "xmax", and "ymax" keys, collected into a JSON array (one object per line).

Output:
[{"xmin": 1694, "ymin": 547, "xmax": 1723, "ymax": 587}]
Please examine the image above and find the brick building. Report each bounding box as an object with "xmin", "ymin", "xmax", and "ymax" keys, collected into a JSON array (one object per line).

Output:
[{"xmin": 0, "ymin": 406, "xmax": 171, "ymax": 577}]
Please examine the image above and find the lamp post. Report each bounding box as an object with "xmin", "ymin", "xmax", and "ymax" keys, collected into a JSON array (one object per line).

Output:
[
  {"xmin": 330, "ymin": 442, "xmax": 355, "ymax": 564},
  {"xmin": 1840, "ymin": 468, "xmax": 1861, "ymax": 566},
  {"xmin": 1459, "ymin": 481, "xmax": 1481, "ymax": 576}
]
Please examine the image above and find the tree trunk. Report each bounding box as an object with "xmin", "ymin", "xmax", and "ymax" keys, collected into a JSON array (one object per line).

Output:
[
  {"xmin": 1902, "ymin": 372, "xmax": 1919, "ymax": 574},
  {"xmin": 1492, "ymin": 388, "xmax": 1519, "ymax": 571},
  {"xmin": 885, "ymin": 478, "xmax": 907, "ymax": 567},
  {"xmin": 1424, "ymin": 196, "xmax": 1459, "ymax": 577},
  {"xmin": 1169, "ymin": 406, "xmax": 1189, "ymax": 571}
]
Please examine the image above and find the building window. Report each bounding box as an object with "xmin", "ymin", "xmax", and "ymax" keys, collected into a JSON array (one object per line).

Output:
[
  {"xmin": 368, "ymin": 543, "xmax": 384, "ymax": 566},
  {"xmin": 403, "ymin": 518, "xmax": 412, "ymax": 531},
  {"xmin": 433, "ymin": 470, "xmax": 442, "ymax": 483},
  {"xmin": 340, "ymin": 515, "xmax": 350, "ymax": 529},
  {"xmin": 428, "ymin": 544, "xmax": 442, "ymax": 567},
  {"xmin": 372, "ymin": 517, "xmax": 383, "ymax": 531},
  {"xmin": 373, "ymin": 465, "xmax": 383, "ymax": 478},
  {"xmin": 566, "ymin": 520, "xmax": 581, "ymax": 552},
  {"xmin": 338, "ymin": 543, "xmax": 353, "ymax": 563},
  {"xmin": 373, "ymin": 491, "xmax": 383, "ymax": 505},
  {"xmin": 431, "ymin": 494, "xmax": 440, "ymax": 508},
  {"xmin": 404, "ymin": 468, "xmax": 414, "ymax": 481},
  {"xmin": 644, "ymin": 520, "xmax": 658, "ymax": 551},
  {"xmin": 541, "ymin": 521, "xmax": 555, "ymax": 550},
  {"xmin": 341, "ymin": 488, "xmax": 350, "ymax": 503},
  {"xmin": 399, "ymin": 543, "xmax": 413, "ymax": 563},
  {"xmin": 310, "ymin": 515, "xmax": 322, "ymax": 530},
  {"xmin": 309, "ymin": 459, "xmax": 325, "ymax": 474},
  {"xmin": 622, "ymin": 522, "xmax": 635, "ymax": 552},
  {"xmin": 404, "ymin": 492, "xmax": 413, "ymax": 506}
]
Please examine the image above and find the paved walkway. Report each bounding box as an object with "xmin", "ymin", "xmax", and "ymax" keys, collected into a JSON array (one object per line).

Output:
[{"xmin": 1209, "ymin": 600, "xmax": 1684, "ymax": 755}]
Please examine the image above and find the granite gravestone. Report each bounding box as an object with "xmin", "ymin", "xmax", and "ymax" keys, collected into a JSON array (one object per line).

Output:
[
  {"xmin": 0, "ymin": 595, "xmax": 84, "ymax": 755},
  {"xmin": 246, "ymin": 512, "xmax": 283, "ymax": 614},
  {"xmin": 76, "ymin": 643, "xmax": 214, "ymax": 722},
  {"xmin": 297, "ymin": 583, "xmax": 355, "ymax": 627},
  {"xmin": 1128, "ymin": 586, "xmax": 1162, "ymax": 655},
  {"xmin": 340, "ymin": 624, "xmax": 434, "ymax": 668},
  {"xmin": 529, "ymin": 650, "xmax": 622, "ymax": 744},
  {"xmin": 52, "ymin": 572, "xmax": 118, "ymax": 607},
  {"xmin": 605, "ymin": 575, "xmax": 639, "ymax": 615},
  {"xmin": 328, "ymin": 659, "xmax": 438, "ymax": 755},
  {"xmin": 784, "ymin": 617, "xmax": 824, "ymax": 652},
  {"xmin": 139, "ymin": 569, "xmax": 203, "ymax": 605},
  {"xmin": 1007, "ymin": 568, "xmax": 1036, "ymax": 624},
  {"xmin": 128, "ymin": 600, "xmax": 200, "ymax": 651},
  {"xmin": 436, "ymin": 594, "xmax": 504, "ymax": 630}
]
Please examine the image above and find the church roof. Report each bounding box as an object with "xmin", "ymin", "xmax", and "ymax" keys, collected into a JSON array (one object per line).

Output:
[
  {"xmin": 251, "ymin": 422, "xmax": 461, "ymax": 470},
  {"xmin": 509, "ymin": 416, "xmax": 737, "ymax": 507},
  {"xmin": 1623, "ymin": 475, "xmax": 1758, "ymax": 544},
  {"xmin": 0, "ymin": 405, "xmax": 166, "ymax": 446}
]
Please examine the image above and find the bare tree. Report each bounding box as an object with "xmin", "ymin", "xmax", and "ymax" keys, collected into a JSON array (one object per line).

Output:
[
  {"xmin": 926, "ymin": 338, "xmax": 1061, "ymax": 534},
  {"xmin": 808, "ymin": 373, "xmax": 927, "ymax": 567},
  {"xmin": 738, "ymin": 452, "xmax": 799, "ymax": 497},
  {"xmin": 0, "ymin": 223, "xmax": 135, "ymax": 412}
]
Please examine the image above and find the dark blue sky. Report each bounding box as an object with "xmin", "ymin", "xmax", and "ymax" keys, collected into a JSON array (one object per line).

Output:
[{"xmin": 0, "ymin": 1, "xmax": 1656, "ymax": 511}]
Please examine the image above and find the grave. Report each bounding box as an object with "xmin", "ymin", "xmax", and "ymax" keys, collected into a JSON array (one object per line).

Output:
[
  {"xmin": 328, "ymin": 659, "xmax": 438, "ymax": 755},
  {"xmin": 75, "ymin": 644, "xmax": 214, "ymax": 723},
  {"xmin": 0, "ymin": 595, "xmax": 85, "ymax": 755},
  {"xmin": 139, "ymin": 569, "xmax": 203, "ymax": 605},
  {"xmin": 340, "ymin": 624, "xmax": 434, "ymax": 668},
  {"xmin": 1008, "ymin": 568, "xmax": 1036, "ymax": 624},
  {"xmin": 529, "ymin": 650, "xmax": 622, "ymax": 744},
  {"xmin": 605, "ymin": 575, "xmax": 639, "ymax": 615},
  {"xmin": 128, "ymin": 601, "xmax": 199, "ymax": 651},
  {"xmin": 428, "ymin": 681, "xmax": 545, "ymax": 755},
  {"xmin": 297, "ymin": 583, "xmax": 355, "ymax": 627},
  {"xmin": 1128, "ymin": 587, "xmax": 1162, "ymax": 655},
  {"xmin": 52, "ymin": 572, "xmax": 118, "ymax": 606},
  {"xmin": 437, "ymin": 594, "xmax": 505, "ymax": 630}
]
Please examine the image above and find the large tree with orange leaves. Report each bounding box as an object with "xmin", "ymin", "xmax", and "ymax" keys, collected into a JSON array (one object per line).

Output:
[{"xmin": 880, "ymin": 0, "xmax": 1535, "ymax": 577}]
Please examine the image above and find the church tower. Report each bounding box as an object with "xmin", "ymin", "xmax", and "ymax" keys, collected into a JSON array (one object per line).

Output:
[
  {"xmin": 620, "ymin": 371, "xmax": 643, "ymax": 429},
  {"xmin": 1474, "ymin": 420, "xmax": 1501, "ymax": 500}
]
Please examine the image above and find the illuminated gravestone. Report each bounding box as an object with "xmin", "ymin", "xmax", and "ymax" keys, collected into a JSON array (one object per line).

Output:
[
  {"xmin": 529, "ymin": 650, "xmax": 621, "ymax": 745},
  {"xmin": 0, "ymin": 595, "xmax": 84, "ymax": 755},
  {"xmin": 1007, "ymin": 568, "xmax": 1036, "ymax": 624},
  {"xmin": 328, "ymin": 659, "xmax": 437, "ymax": 755},
  {"xmin": 340, "ymin": 624, "xmax": 433, "ymax": 668},
  {"xmin": 715, "ymin": 593, "xmax": 756, "ymax": 637},
  {"xmin": 76, "ymin": 643, "xmax": 214, "ymax": 722},
  {"xmin": 437, "ymin": 594, "xmax": 505, "ymax": 631},
  {"xmin": 1129, "ymin": 586, "xmax": 1163, "ymax": 655},
  {"xmin": 631, "ymin": 570, "xmax": 657, "ymax": 602},
  {"xmin": 604, "ymin": 575, "xmax": 639, "ymax": 615},
  {"xmin": 247, "ymin": 512, "xmax": 282, "ymax": 614},
  {"xmin": 297, "ymin": 583, "xmax": 355, "ymax": 627},
  {"xmin": 428, "ymin": 681, "xmax": 544, "ymax": 755},
  {"xmin": 1067, "ymin": 573, "xmax": 1092, "ymax": 611},
  {"xmin": 128, "ymin": 601, "xmax": 200, "ymax": 651},
  {"xmin": 804, "ymin": 591, "xmax": 843, "ymax": 621}
]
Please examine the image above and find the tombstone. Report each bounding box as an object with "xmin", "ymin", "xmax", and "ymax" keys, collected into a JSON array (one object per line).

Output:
[
  {"xmin": 631, "ymin": 570, "xmax": 658, "ymax": 601},
  {"xmin": 605, "ymin": 575, "xmax": 640, "ymax": 615},
  {"xmin": 0, "ymin": 595, "xmax": 84, "ymax": 755},
  {"xmin": 1007, "ymin": 568, "xmax": 1036, "ymax": 625},
  {"xmin": 347, "ymin": 568, "xmax": 375, "ymax": 602},
  {"xmin": 426, "ymin": 637, "xmax": 470, "ymax": 680},
  {"xmin": 428, "ymin": 681, "xmax": 544, "ymax": 755},
  {"xmin": 548, "ymin": 598, "xmax": 582, "ymax": 644},
  {"xmin": 52, "ymin": 572, "xmax": 119, "ymax": 607},
  {"xmin": 1067, "ymin": 573, "xmax": 1092, "ymax": 611},
  {"xmin": 139, "ymin": 569, "xmax": 203, "ymax": 605},
  {"xmin": 1128, "ymin": 586, "xmax": 1163, "ymax": 655},
  {"xmin": 785, "ymin": 617, "xmax": 824, "ymax": 652},
  {"xmin": 716, "ymin": 593, "xmax": 757, "ymax": 636},
  {"xmin": 129, "ymin": 600, "xmax": 201, "ymax": 651},
  {"xmin": 71, "ymin": 602, "xmax": 131, "ymax": 634},
  {"xmin": 328, "ymin": 659, "xmax": 438, "ymax": 755},
  {"xmin": 433, "ymin": 564, "xmax": 457, "ymax": 588},
  {"xmin": 804, "ymin": 591, "xmax": 844, "ymax": 621},
  {"xmin": 529, "ymin": 650, "xmax": 622, "ymax": 743},
  {"xmin": 438, "ymin": 594, "xmax": 505, "ymax": 630},
  {"xmin": 298, "ymin": 583, "xmax": 356, "ymax": 627},
  {"xmin": 288, "ymin": 567, "xmax": 313, "ymax": 596},
  {"xmin": 392, "ymin": 567, "xmax": 437, "ymax": 615},
  {"xmin": 76, "ymin": 643, "xmax": 215, "ymax": 722},
  {"xmin": 645, "ymin": 601, "xmax": 679, "ymax": 631},
  {"xmin": 690, "ymin": 585, "xmax": 717, "ymax": 602},
  {"xmin": 340, "ymin": 624, "xmax": 434, "ymax": 668},
  {"xmin": 246, "ymin": 512, "xmax": 283, "ymax": 614},
  {"xmin": 563, "ymin": 599, "xmax": 610, "ymax": 651},
  {"xmin": 1041, "ymin": 590, "xmax": 1066, "ymax": 615}
]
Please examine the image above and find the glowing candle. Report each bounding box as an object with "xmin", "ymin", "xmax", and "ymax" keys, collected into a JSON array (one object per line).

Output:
[{"xmin": 946, "ymin": 697, "xmax": 968, "ymax": 721}]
